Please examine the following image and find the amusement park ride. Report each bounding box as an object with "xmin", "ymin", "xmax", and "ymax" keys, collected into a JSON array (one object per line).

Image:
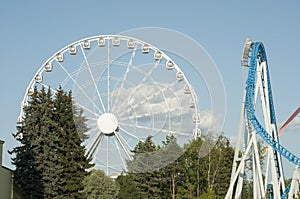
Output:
[
  {"xmin": 226, "ymin": 38, "xmax": 300, "ymax": 199},
  {"xmin": 18, "ymin": 33, "xmax": 299, "ymax": 198},
  {"xmin": 19, "ymin": 35, "xmax": 200, "ymax": 175}
]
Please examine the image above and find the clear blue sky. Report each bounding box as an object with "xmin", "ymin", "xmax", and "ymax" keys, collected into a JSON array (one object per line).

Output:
[{"xmin": 1, "ymin": 1, "xmax": 300, "ymax": 175}]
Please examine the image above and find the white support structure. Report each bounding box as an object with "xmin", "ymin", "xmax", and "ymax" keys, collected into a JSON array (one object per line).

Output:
[
  {"xmin": 288, "ymin": 166, "xmax": 300, "ymax": 199},
  {"xmin": 226, "ymin": 38, "xmax": 286, "ymax": 199}
]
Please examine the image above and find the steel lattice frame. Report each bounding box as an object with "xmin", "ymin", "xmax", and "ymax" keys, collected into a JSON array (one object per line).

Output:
[{"xmin": 226, "ymin": 38, "xmax": 300, "ymax": 199}]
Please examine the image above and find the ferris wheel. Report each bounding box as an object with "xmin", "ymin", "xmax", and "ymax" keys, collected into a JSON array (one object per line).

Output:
[{"xmin": 19, "ymin": 35, "xmax": 201, "ymax": 175}]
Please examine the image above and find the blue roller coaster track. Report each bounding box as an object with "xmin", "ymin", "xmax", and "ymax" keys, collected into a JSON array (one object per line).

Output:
[{"xmin": 246, "ymin": 42, "xmax": 300, "ymax": 167}]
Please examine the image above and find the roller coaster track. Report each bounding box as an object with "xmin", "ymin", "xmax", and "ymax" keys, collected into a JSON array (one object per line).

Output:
[
  {"xmin": 261, "ymin": 107, "xmax": 300, "ymax": 158},
  {"xmin": 226, "ymin": 39, "xmax": 300, "ymax": 199},
  {"xmin": 246, "ymin": 42, "xmax": 300, "ymax": 167}
]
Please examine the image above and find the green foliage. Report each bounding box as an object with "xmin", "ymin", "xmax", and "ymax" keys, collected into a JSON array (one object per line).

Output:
[
  {"xmin": 10, "ymin": 86, "xmax": 92, "ymax": 198},
  {"xmin": 83, "ymin": 169, "xmax": 119, "ymax": 199},
  {"xmin": 124, "ymin": 136, "xmax": 162, "ymax": 198},
  {"xmin": 118, "ymin": 134, "xmax": 234, "ymax": 199},
  {"xmin": 53, "ymin": 88, "xmax": 93, "ymax": 198},
  {"xmin": 199, "ymin": 188, "xmax": 216, "ymax": 199},
  {"xmin": 116, "ymin": 173, "xmax": 140, "ymax": 199}
]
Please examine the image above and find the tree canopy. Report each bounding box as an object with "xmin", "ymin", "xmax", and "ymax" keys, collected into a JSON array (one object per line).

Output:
[
  {"xmin": 117, "ymin": 134, "xmax": 234, "ymax": 199},
  {"xmin": 10, "ymin": 86, "xmax": 93, "ymax": 198}
]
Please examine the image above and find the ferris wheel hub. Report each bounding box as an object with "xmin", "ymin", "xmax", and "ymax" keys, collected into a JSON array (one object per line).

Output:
[{"xmin": 97, "ymin": 113, "xmax": 118, "ymax": 135}]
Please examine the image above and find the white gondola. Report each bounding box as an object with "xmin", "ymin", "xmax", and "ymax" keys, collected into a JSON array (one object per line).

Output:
[
  {"xmin": 142, "ymin": 44, "xmax": 150, "ymax": 54},
  {"xmin": 154, "ymin": 51, "xmax": 162, "ymax": 60},
  {"xmin": 127, "ymin": 39, "xmax": 135, "ymax": 49},
  {"xmin": 27, "ymin": 87, "xmax": 34, "ymax": 96},
  {"xmin": 193, "ymin": 128, "xmax": 201, "ymax": 138},
  {"xmin": 69, "ymin": 45, "xmax": 77, "ymax": 55},
  {"xmin": 166, "ymin": 60, "xmax": 174, "ymax": 70},
  {"xmin": 56, "ymin": 53, "xmax": 64, "ymax": 62},
  {"xmin": 44, "ymin": 62, "xmax": 52, "ymax": 72},
  {"xmin": 176, "ymin": 71, "xmax": 184, "ymax": 81},
  {"xmin": 192, "ymin": 113, "xmax": 200, "ymax": 123},
  {"xmin": 83, "ymin": 40, "xmax": 90, "ymax": 49},
  {"xmin": 184, "ymin": 84, "xmax": 191, "ymax": 94},
  {"xmin": 35, "ymin": 74, "xmax": 43, "ymax": 83},
  {"xmin": 112, "ymin": 37, "xmax": 120, "ymax": 46},
  {"xmin": 98, "ymin": 37, "xmax": 105, "ymax": 47},
  {"xmin": 190, "ymin": 98, "xmax": 196, "ymax": 108}
]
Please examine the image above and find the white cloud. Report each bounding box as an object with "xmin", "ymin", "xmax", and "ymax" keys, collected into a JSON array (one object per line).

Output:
[{"xmin": 111, "ymin": 83, "xmax": 224, "ymax": 138}]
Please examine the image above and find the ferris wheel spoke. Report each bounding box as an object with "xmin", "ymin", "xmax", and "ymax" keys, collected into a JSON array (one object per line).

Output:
[
  {"xmin": 107, "ymin": 37, "xmax": 111, "ymax": 113},
  {"xmin": 114, "ymin": 60, "xmax": 161, "ymax": 115},
  {"xmin": 106, "ymin": 137, "xmax": 109, "ymax": 174},
  {"xmin": 85, "ymin": 132, "xmax": 104, "ymax": 159},
  {"xmin": 61, "ymin": 64, "xmax": 90, "ymax": 86},
  {"xmin": 114, "ymin": 132, "xmax": 133, "ymax": 160},
  {"xmin": 112, "ymin": 136, "xmax": 127, "ymax": 170},
  {"xmin": 74, "ymin": 102, "xmax": 99, "ymax": 118},
  {"xmin": 116, "ymin": 82, "xmax": 178, "ymax": 118},
  {"xmin": 119, "ymin": 122, "xmax": 191, "ymax": 136},
  {"xmin": 111, "ymin": 48, "xmax": 136, "ymax": 112},
  {"xmin": 119, "ymin": 127, "xmax": 141, "ymax": 141},
  {"xmin": 119, "ymin": 105, "xmax": 184, "ymax": 122},
  {"xmin": 57, "ymin": 62, "xmax": 103, "ymax": 114},
  {"xmin": 80, "ymin": 45, "xmax": 107, "ymax": 113},
  {"xmin": 39, "ymin": 77, "xmax": 100, "ymax": 119},
  {"xmin": 87, "ymin": 117, "xmax": 97, "ymax": 121},
  {"xmin": 160, "ymin": 87, "xmax": 172, "ymax": 134}
]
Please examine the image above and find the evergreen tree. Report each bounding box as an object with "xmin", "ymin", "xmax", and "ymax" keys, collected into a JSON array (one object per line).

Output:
[
  {"xmin": 73, "ymin": 105, "xmax": 89, "ymax": 141},
  {"xmin": 116, "ymin": 173, "xmax": 140, "ymax": 199},
  {"xmin": 10, "ymin": 87, "xmax": 47, "ymax": 198},
  {"xmin": 122, "ymin": 136, "xmax": 162, "ymax": 198},
  {"xmin": 212, "ymin": 135, "xmax": 234, "ymax": 198},
  {"xmin": 158, "ymin": 135, "xmax": 183, "ymax": 199},
  {"xmin": 35, "ymin": 87, "xmax": 61, "ymax": 198},
  {"xmin": 53, "ymin": 88, "xmax": 93, "ymax": 198},
  {"xmin": 10, "ymin": 86, "xmax": 93, "ymax": 198},
  {"xmin": 176, "ymin": 138, "xmax": 206, "ymax": 199}
]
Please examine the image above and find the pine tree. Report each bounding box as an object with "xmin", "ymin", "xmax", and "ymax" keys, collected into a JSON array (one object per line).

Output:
[
  {"xmin": 212, "ymin": 135, "xmax": 234, "ymax": 198},
  {"xmin": 176, "ymin": 138, "xmax": 206, "ymax": 198},
  {"xmin": 116, "ymin": 173, "xmax": 140, "ymax": 199},
  {"xmin": 35, "ymin": 87, "xmax": 61, "ymax": 198},
  {"xmin": 123, "ymin": 136, "xmax": 162, "ymax": 198},
  {"xmin": 10, "ymin": 87, "xmax": 48, "ymax": 198},
  {"xmin": 73, "ymin": 105, "xmax": 89, "ymax": 141},
  {"xmin": 158, "ymin": 135, "xmax": 183, "ymax": 199},
  {"xmin": 11, "ymin": 86, "xmax": 93, "ymax": 198},
  {"xmin": 53, "ymin": 88, "xmax": 93, "ymax": 198}
]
